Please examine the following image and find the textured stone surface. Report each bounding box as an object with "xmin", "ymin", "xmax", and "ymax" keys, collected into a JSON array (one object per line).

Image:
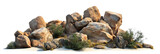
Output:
[
  {"xmin": 103, "ymin": 11, "xmax": 122, "ymax": 35},
  {"xmin": 84, "ymin": 6, "xmax": 101, "ymax": 22},
  {"xmin": 75, "ymin": 17, "xmax": 93, "ymax": 31},
  {"xmin": 15, "ymin": 35, "xmax": 31, "ymax": 48},
  {"xmin": 80, "ymin": 22, "xmax": 114, "ymax": 42},
  {"xmin": 30, "ymin": 27, "xmax": 53, "ymax": 42},
  {"xmin": 29, "ymin": 16, "xmax": 46, "ymax": 31},
  {"xmin": 65, "ymin": 23, "xmax": 77, "ymax": 34}
]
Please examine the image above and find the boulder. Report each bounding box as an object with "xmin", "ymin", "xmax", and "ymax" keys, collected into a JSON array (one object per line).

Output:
[
  {"xmin": 106, "ymin": 42, "xmax": 117, "ymax": 48},
  {"xmin": 29, "ymin": 16, "xmax": 46, "ymax": 31},
  {"xmin": 142, "ymin": 43, "xmax": 153, "ymax": 49},
  {"xmin": 94, "ymin": 45, "xmax": 106, "ymax": 49},
  {"xmin": 84, "ymin": 6, "xmax": 101, "ymax": 22},
  {"xmin": 14, "ymin": 30, "xmax": 24, "ymax": 37},
  {"xmin": 51, "ymin": 38, "xmax": 66, "ymax": 48},
  {"xmin": 29, "ymin": 27, "xmax": 53, "ymax": 42},
  {"xmin": 103, "ymin": 11, "xmax": 122, "ymax": 35},
  {"xmin": 65, "ymin": 23, "xmax": 77, "ymax": 34},
  {"xmin": 15, "ymin": 35, "xmax": 31, "ymax": 48},
  {"xmin": 47, "ymin": 20, "xmax": 63, "ymax": 27},
  {"xmin": 24, "ymin": 28, "xmax": 32, "ymax": 33},
  {"xmin": 68, "ymin": 32, "xmax": 88, "ymax": 41},
  {"xmin": 80, "ymin": 22, "xmax": 114, "ymax": 42},
  {"xmin": 114, "ymin": 36, "xmax": 126, "ymax": 48},
  {"xmin": 44, "ymin": 42, "xmax": 57, "ymax": 50},
  {"xmin": 75, "ymin": 17, "xmax": 93, "ymax": 31},
  {"xmin": 31, "ymin": 39, "xmax": 42, "ymax": 47},
  {"xmin": 66, "ymin": 12, "xmax": 83, "ymax": 23}
]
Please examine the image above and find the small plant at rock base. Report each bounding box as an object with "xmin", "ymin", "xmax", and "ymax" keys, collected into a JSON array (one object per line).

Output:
[
  {"xmin": 6, "ymin": 41, "xmax": 16, "ymax": 49},
  {"xmin": 120, "ymin": 29, "xmax": 144, "ymax": 48},
  {"xmin": 63, "ymin": 34, "xmax": 89, "ymax": 50},
  {"xmin": 48, "ymin": 24, "xmax": 64, "ymax": 38}
]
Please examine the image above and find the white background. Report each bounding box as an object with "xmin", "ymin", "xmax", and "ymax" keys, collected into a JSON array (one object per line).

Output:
[{"xmin": 0, "ymin": 0, "xmax": 159, "ymax": 54}]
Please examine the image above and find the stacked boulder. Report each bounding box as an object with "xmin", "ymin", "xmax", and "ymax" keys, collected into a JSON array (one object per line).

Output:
[{"xmin": 9, "ymin": 6, "xmax": 153, "ymax": 50}]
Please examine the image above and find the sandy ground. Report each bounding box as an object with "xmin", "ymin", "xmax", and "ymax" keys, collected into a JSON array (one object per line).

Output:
[{"xmin": 1, "ymin": 47, "xmax": 158, "ymax": 54}]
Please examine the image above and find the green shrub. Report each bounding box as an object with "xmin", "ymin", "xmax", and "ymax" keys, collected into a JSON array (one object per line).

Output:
[
  {"xmin": 120, "ymin": 29, "xmax": 144, "ymax": 48},
  {"xmin": 48, "ymin": 24, "xmax": 64, "ymax": 38},
  {"xmin": 6, "ymin": 41, "xmax": 16, "ymax": 49},
  {"xmin": 63, "ymin": 34, "xmax": 89, "ymax": 50}
]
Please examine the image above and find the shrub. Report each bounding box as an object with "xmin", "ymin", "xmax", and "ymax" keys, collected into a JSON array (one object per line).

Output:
[
  {"xmin": 63, "ymin": 34, "xmax": 89, "ymax": 50},
  {"xmin": 48, "ymin": 24, "xmax": 64, "ymax": 38},
  {"xmin": 6, "ymin": 41, "xmax": 16, "ymax": 49},
  {"xmin": 120, "ymin": 29, "xmax": 144, "ymax": 48}
]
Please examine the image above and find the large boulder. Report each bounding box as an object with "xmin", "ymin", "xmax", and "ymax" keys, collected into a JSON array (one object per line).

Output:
[
  {"xmin": 84, "ymin": 6, "xmax": 101, "ymax": 22},
  {"xmin": 103, "ymin": 11, "xmax": 122, "ymax": 36},
  {"xmin": 65, "ymin": 23, "xmax": 77, "ymax": 34},
  {"xmin": 66, "ymin": 12, "xmax": 83, "ymax": 23},
  {"xmin": 75, "ymin": 17, "xmax": 93, "ymax": 31},
  {"xmin": 29, "ymin": 16, "xmax": 46, "ymax": 31},
  {"xmin": 80, "ymin": 22, "xmax": 114, "ymax": 42},
  {"xmin": 15, "ymin": 35, "xmax": 31, "ymax": 48},
  {"xmin": 68, "ymin": 32, "xmax": 88, "ymax": 41},
  {"xmin": 29, "ymin": 27, "xmax": 53, "ymax": 43}
]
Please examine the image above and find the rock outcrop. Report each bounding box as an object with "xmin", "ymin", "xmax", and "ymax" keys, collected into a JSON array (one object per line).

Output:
[{"xmin": 9, "ymin": 6, "xmax": 153, "ymax": 50}]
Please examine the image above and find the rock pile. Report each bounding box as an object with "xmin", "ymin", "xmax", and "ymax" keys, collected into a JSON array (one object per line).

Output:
[{"xmin": 7, "ymin": 6, "xmax": 153, "ymax": 50}]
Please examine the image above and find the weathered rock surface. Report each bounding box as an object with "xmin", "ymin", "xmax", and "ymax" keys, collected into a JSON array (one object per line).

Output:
[
  {"xmin": 14, "ymin": 30, "xmax": 24, "ymax": 37},
  {"xmin": 94, "ymin": 45, "xmax": 106, "ymax": 49},
  {"xmin": 47, "ymin": 20, "xmax": 63, "ymax": 27},
  {"xmin": 142, "ymin": 43, "xmax": 153, "ymax": 49},
  {"xmin": 84, "ymin": 6, "xmax": 101, "ymax": 22},
  {"xmin": 65, "ymin": 23, "xmax": 77, "ymax": 34},
  {"xmin": 66, "ymin": 12, "xmax": 83, "ymax": 23},
  {"xmin": 51, "ymin": 38, "xmax": 67, "ymax": 48},
  {"xmin": 106, "ymin": 42, "xmax": 116, "ymax": 48},
  {"xmin": 75, "ymin": 17, "xmax": 93, "ymax": 31},
  {"xmin": 103, "ymin": 11, "xmax": 122, "ymax": 35},
  {"xmin": 29, "ymin": 27, "xmax": 53, "ymax": 42},
  {"xmin": 25, "ymin": 28, "xmax": 32, "ymax": 33},
  {"xmin": 29, "ymin": 16, "xmax": 46, "ymax": 31},
  {"xmin": 80, "ymin": 22, "xmax": 114, "ymax": 42},
  {"xmin": 15, "ymin": 35, "xmax": 31, "ymax": 48},
  {"xmin": 31, "ymin": 39, "xmax": 42, "ymax": 47},
  {"xmin": 44, "ymin": 42, "xmax": 57, "ymax": 50},
  {"xmin": 68, "ymin": 32, "xmax": 88, "ymax": 41},
  {"xmin": 114, "ymin": 36, "xmax": 126, "ymax": 48}
]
